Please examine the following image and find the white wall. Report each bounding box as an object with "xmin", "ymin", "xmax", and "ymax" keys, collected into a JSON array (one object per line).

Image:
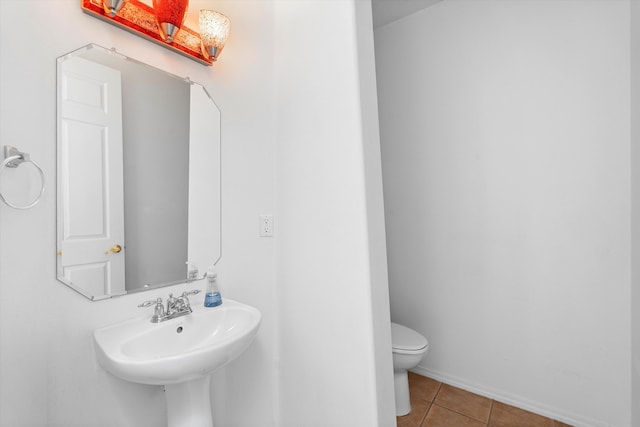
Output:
[
  {"xmin": 375, "ymin": 1, "xmax": 631, "ymax": 426},
  {"xmin": 631, "ymin": 2, "xmax": 640, "ymax": 426},
  {"xmin": 353, "ymin": 1, "xmax": 397, "ymax": 424},
  {"xmin": 273, "ymin": 1, "xmax": 394, "ymax": 425},
  {"xmin": 0, "ymin": 1, "xmax": 278, "ymax": 426}
]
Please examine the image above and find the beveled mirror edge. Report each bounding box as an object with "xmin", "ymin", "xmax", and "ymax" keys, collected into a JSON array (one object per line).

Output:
[{"xmin": 197, "ymin": 83, "xmax": 223, "ymax": 270}]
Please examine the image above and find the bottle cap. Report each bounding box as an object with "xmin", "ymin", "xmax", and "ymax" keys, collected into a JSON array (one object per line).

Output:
[{"xmin": 207, "ymin": 266, "xmax": 217, "ymax": 279}]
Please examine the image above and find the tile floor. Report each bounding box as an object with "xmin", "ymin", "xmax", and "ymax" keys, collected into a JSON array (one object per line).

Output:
[{"xmin": 397, "ymin": 372, "xmax": 573, "ymax": 427}]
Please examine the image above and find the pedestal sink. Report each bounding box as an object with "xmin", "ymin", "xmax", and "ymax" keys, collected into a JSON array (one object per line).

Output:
[{"xmin": 93, "ymin": 298, "xmax": 261, "ymax": 427}]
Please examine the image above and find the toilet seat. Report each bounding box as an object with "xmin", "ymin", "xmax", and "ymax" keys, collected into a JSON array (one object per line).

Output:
[{"xmin": 391, "ymin": 322, "xmax": 428, "ymax": 354}]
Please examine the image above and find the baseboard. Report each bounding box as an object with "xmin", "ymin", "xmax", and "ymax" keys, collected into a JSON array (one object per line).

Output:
[{"xmin": 411, "ymin": 365, "xmax": 610, "ymax": 427}]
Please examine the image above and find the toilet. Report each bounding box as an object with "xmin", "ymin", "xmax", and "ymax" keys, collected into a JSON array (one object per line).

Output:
[{"xmin": 391, "ymin": 322, "xmax": 429, "ymax": 416}]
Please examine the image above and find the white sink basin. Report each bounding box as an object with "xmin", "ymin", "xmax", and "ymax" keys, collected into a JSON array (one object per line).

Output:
[{"xmin": 94, "ymin": 298, "xmax": 261, "ymax": 386}]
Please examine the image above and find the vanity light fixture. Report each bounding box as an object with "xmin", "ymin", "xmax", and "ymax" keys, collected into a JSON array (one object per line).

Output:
[
  {"xmin": 199, "ymin": 10, "xmax": 230, "ymax": 61},
  {"xmin": 81, "ymin": 0, "xmax": 229, "ymax": 66}
]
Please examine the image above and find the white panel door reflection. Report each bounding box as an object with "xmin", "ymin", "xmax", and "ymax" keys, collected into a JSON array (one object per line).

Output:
[{"xmin": 58, "ymin": 57, "xmax": 126, "ymax": 297}]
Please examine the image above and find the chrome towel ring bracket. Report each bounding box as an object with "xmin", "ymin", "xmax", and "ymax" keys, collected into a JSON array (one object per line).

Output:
[{"xmin": 0, "ymin": 145, "xmax": 45, "ymax": 210}]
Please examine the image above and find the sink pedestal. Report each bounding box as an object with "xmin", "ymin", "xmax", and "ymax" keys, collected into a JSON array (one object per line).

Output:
[{"xmin": 165, "ymin": 376, "xmax": 213, "ymax": 427}]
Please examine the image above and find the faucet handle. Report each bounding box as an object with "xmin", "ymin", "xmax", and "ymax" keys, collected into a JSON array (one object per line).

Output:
[
  {"xmin": 138, "ymin": 297, "xmax": 162, "ymax": 308},
  {"xmin": 183, "ymin": 289, "xmax": 201, "ymax": 296},
  {"xmin": 179, "ymin": 289, "xmax": 201, "ymax": 307}
]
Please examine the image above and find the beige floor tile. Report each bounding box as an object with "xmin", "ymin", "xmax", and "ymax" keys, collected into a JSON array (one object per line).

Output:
[
  {"xmin": 434, "ymin": 384, "xmax": 492, "ymax": 423},
  {"xmin": 422, "ymin": 405, "xmax": 487, "ymax": 427},
  {"xmin": 489, "ymin": 401, "xmax": 555, "ymax": 427},
  {"xmin": 397, "ymin": 401, "xmax": 430, "ymax": 427},
  {"xmin": 408, "ymin": 372, "xmax": 441, "ymax": 403}
]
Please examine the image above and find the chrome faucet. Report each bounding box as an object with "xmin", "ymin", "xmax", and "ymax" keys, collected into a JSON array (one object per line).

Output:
[{"xmin": 138, "ymin": 290, "xmax": 201, "ymax": 323}]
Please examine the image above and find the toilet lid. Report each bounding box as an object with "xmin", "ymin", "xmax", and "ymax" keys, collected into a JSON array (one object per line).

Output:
[{"xmin": 391, "ymin": 322, "xmax": 428, "ymax": 352}]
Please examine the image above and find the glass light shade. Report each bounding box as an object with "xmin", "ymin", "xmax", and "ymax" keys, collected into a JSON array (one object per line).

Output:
[
  {"xmin": 152, "ymin": 0, "xmax": 189, "ymax": 43},
  {"xmin": 199, "ymin": 10, "xmax": 230, "ymax": 61}
]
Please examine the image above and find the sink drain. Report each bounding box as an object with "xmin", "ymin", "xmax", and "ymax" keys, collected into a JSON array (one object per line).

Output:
[{"xmin": 176, "ymin": 326, "xmax": 183, "ymax": 333}]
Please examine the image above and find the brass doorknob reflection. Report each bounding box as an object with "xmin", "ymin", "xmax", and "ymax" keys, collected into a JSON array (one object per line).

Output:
[{"xmin": 106, "ymin": 244, "xmax": 123, "ymax": 254}]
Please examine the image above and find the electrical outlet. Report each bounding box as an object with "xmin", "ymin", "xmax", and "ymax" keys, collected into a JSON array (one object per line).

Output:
[{"xmin": 259, "ymin": 215, "xmax": 273, "ymax": 237}]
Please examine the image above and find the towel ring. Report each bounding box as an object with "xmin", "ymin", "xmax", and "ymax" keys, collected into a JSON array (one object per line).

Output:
[{"xmin": 0, "ymin": 146, "xmax": 45, "ymax": 210}]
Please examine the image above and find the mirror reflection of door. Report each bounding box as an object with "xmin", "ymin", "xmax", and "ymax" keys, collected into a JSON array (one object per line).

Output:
[{"xmin": 58, "ymin": 57, "xmax": 126, "ymax": 297}]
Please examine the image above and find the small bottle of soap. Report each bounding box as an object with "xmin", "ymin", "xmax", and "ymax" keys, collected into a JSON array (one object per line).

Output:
[{"xmin": 204, "ymin": 266, "xmax": 222, "ymax": 307}]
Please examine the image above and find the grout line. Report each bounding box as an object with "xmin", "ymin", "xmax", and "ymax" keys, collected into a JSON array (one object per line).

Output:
[
  {"xmin": 432, "ymin": 381, "xmax": 444, "ymax": 403},
  {"xmin": 411, "ymin": 378, "xmax": 495, "ymax": 426},
  {"xmin": 421, "ymin": 380, "xmax": 442, "ymax": 426},
  {"xmin": 418, "ymin": 402, "xmax": 431, "ymax": 427},
  {"xmin": 433, "ymin": 402, "xmax": 491, "ymax": 426},
  {"xmin": 487, "ymin": 399, "xmax": 494, "ymax": 426},
  {"xmin": 431, "ymin": 382, "xmax": 493, "ymax": 425},
  {"xmin": 431, "ymin": 403, "xmax": 491, "ymax": 426},
  {"xmin": 422, "ymin": 379, "xmax": 440, "ymax": 426}
]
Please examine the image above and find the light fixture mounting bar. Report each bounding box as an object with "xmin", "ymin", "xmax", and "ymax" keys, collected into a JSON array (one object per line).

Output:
[{"xmin": 81, "ymin": 0, "xmax": 213, "ymax": 66}]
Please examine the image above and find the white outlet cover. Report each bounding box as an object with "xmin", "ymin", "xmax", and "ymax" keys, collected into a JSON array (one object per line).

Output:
[{"xmin": 259, "ymin": 215, "xmax": 273, "ymax": 237}]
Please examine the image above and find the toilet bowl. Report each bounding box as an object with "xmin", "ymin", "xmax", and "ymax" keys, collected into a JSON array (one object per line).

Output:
[{"xmin": 391, "ymin": 322, "xmax": 429, "ymax": 416}]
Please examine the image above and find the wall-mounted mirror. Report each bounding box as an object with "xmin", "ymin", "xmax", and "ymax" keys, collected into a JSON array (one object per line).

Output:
[{"xmin": 56, "ymin": 44, "xmax": 221, "ymax": 301}]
